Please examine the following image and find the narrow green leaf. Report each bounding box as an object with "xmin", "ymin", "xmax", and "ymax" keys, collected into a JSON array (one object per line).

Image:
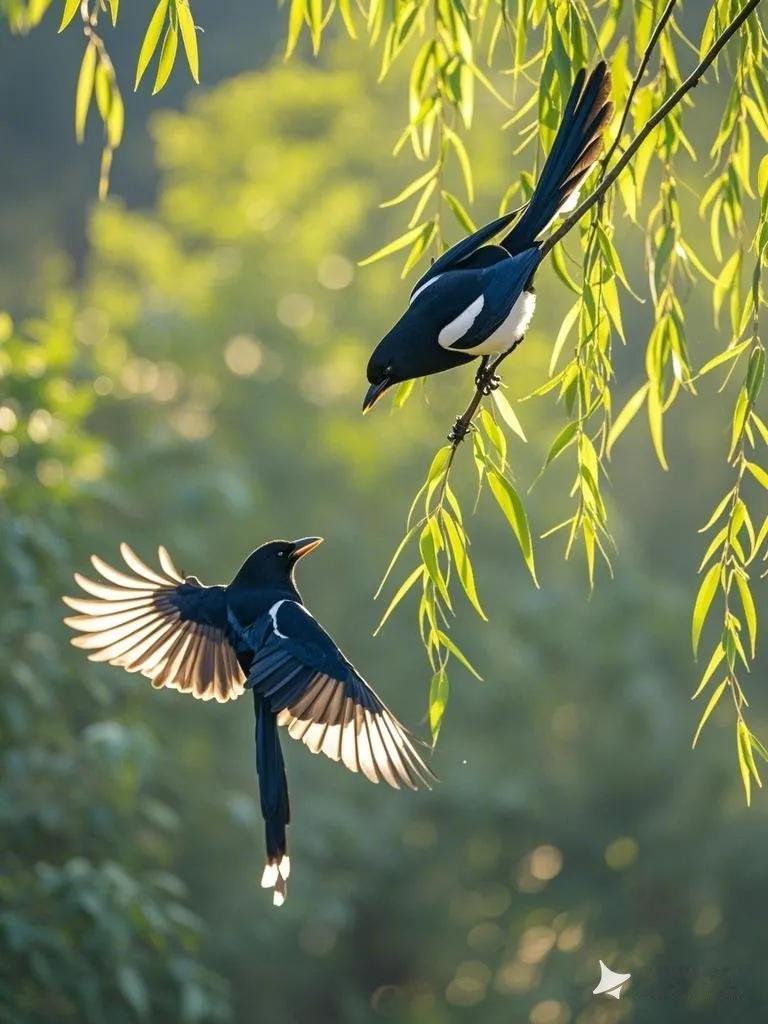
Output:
[
  {"xmin": 735, "ymin": 573, "xmax": 757, "ymax": 658},
  {"xmin": 419, "ymin": 524, "xmax": 451, "ymax": 609},
  {"xmin": 486, "ymin": 468, "xmax": 538, "ymax": 585},
  {"xmin": 491, "ymin": 390, "xmax": 526, "ymax": 442},
  {"xmin": 737, "ymin": 721, "xmax": 752, "ymax": 806},
  {"xmin": 692, "ymin": 643, "xmax": 725, "ymax": 699},
  {"xmin": 435, "ymin": 630, "xmax": 482, "ymax": 680},
  {"xmin": 692, "ymin": 563, "xmax": 721, "ymax": 657},
  {"xmin": 75, "ymin": 42, "xmax": 97, "ymax": 143},
  {"xmin": 176, "ymin": 0, "xmax": 199, "ymax": 83},
  {"xmin": 380, "ymin": 167, "xmax": 436, "ymax": 208},
  {"xmin": 284, "ymin": 0, "xmax": 306, "ymax": 59},
  {"xmin": 374, "ymin": 565, "xmax": 424, "ymax": 635},
  {"xmin": 606, "ymin": 384, "xmax": 649, "ymax": 456},
  {"xmin": 135, "ymin": 0, "xmax": 170, "ymax": 90},
  {"xmin": 359, "ymin": 224, "xmax": 425, "ymax": 267},
  {"xmin": 59, "ymin": 0, "xmax": 80, "ymax": 32},
  {"xmin": 441, "ymin": 510, "xmax": 486, "ymax": 620},
  {"xmin": 692, "ymin": 679, "xmax": 727, "ymax": 748},
  {"xmin": 152, "ymin": 24, "xmax": 178, "ymax": 94},
  {"xmin": 429, "ymin": 669, "xmax": 449, "ymax": 740},
  {"xmin": 543, "ymin": 420, "xmax": 578, "ymax": 469}
]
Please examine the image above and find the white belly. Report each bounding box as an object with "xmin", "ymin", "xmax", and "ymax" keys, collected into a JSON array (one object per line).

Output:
[{"xmin": 457, "ymin": 290, "xmax": 536, "ymax": 355}]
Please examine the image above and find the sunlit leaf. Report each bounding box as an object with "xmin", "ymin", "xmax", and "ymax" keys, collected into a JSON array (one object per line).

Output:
[
  {"xmin": 135, "ymin": 0, "xmax": 170, "ymax": 90},
  {"xmin": 75, "ymin": 42, "xmax": 97, "ymax": 143},
  {"xmin": 176, "ymin": 0, "xmax": 199, "ymax": 84},
  {"xmin": 692, "ymin": 679, "xmax": 727, "ymax": 748},
  {"xmin": 485, "ymin": 468, "xmax": 538, "ymax": 585},
  {"xmin": 692, "ymin": 563, "xmax": 721, "ymax": 657}
]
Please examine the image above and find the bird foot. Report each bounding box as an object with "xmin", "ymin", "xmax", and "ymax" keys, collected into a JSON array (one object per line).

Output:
[
  {"xmin": 448, "ymin": 416, "xmax": 473, "ymax": 445},
  {"xmin": 475, "ymin": 368, "xmax": 502, "ymax": 396}
]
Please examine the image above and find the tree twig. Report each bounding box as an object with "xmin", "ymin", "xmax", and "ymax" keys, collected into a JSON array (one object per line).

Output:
[
  {"xmin": 445, "ymin": 0, "xmax": 764, "ymax": 453},
  {"xmin": 542, "ymin": 0, "xmax": 764, "ymax": 256},
  {"xmin": 599, "ymin": 0, "xmax": 678, "ymax": 176}
]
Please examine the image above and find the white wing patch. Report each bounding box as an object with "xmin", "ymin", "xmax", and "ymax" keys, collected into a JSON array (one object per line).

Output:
[
  {"xmin": 438, "ymin": 294, "xmax": 485, "ymax": 350},
  {"xmin": 446, "ymin": 290, "xmax": 536, "ymax": 355},
  {"xmin": 269, "ymin": 600, "xmax": 289, "ymax": 639},
  {"xmin": 409, "ymin": 273, "xmax": 443, "ymax": 305}
]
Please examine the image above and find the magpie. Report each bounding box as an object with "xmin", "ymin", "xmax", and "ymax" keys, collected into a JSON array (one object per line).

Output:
[
  {"xmin": 63, "ymin": 538, "xmax": 434, "ymax": 906},
  {"xmin": 363, "ymin": 62, "xmax": 613, "ymax": 414}
]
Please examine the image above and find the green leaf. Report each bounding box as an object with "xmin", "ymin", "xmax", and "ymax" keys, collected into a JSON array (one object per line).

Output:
[
  {"xmin": 485, "ymin": 468, "xmax": 538, "ymax": 585},
  {"xmin": 746, "ymin": 346, "xmax": 765, "ymax": 404},
  {"xmin": 59, "ymin": 0, "xmax": 80, "ymax": 32},
  {"xmin": 419, "ymin": 523, "xmax": 451, "ymax": 609},
  {"xmin": 374, "ymin": 565, "xmax": 424, "ymax": 635},
  {"xmin": 606, "ymin": 384, "xmax": 649, "ymax": 456},
  {"xmin": 107, "ymin": 84, "xmax": 125, "ymax": 148},
  {"xmin": 692, "ymin": 563, "xmax": 721, "ymax": 657},
  {"xmin": 435, "ymin": 630, "xmax": 482, "ymax": 680},
  {"xmin": 647, "ymin": 385, "xmax": 668, "ymax": 471},
  {"xmin": 429, "ymin": 669, "xmax": 449, "ymax": 740},
  {"xmin": 441, "ymin": 510, "xmax": 486, "ymax": 620},
  {"xmin": 380, "ymin": 167, "xmax": 436, "ymax": 208},
  {"xmin": 549, "ymin": 301, "xmax": 579, "ymax": 374},
  {"xmin": 692, "ymin": 679, "xmax": 727, "ymax": 748},
  {"xmin": 108, "ymin": 0, "xmax": 119, "ymax": 26},
  {"xmin": 176, "ymin": 0, "xmax": 199, "ymax": 84},
  {"xmin": 375, "ymin": 526, "xmax": 416, "ymax": 599},
  {"xmin": 746, "ymin": 461, "xmax": 768, "ymax": 490},
  {"xmin": 135, "ymin": 0, "xmax": 170, "ymax": 90},
  {"xmin": 735, "ymin": 573, "xmax": 757, "ymax": 658},
  {"xmin": 442, "ymin": 190, "xmax": 476, "ymax": 233},
  {"xmin": 543, "ymin": 420, "xmax": 578, "ymax": 469},
  {"xmin": 491, "ymin": 390, "xmax": 526, "ymax": 442},
  {"xmin": 737, "ymin": 720, "xmax": 752, "ymax": 806},
  {"xmin": 75, "ymin": 42, "xmax": 97, "ymax": 143},
  {"xmin": 284, "ymin": 0, "xmax": 306, "ymax": 59},
  {"xmin": 153, "ymin": 24, "xmax": 178, "ymax": 94},
  {"xmin": 393, "ymin": 379, "xmax": 415, "ymax": 408},
  {"xmin": 692, "ymin": 643, "xmax": 725, "ymax": 700},
  {"xmin": 359, "ymin": 224, "xmax": 425, "ymax": 267}
]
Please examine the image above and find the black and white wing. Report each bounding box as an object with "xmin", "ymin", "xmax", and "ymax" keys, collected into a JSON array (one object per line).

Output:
[
  {"xmin": 63, "ymin": 544, "xmax": 246, "ymax": 702},
  {"xmin": 246, "ymin": 600, "xmax": 435, "ymax": 790},
  {"xmin": 411, "ymin": 247, "xmax": 541, "ymax": 355},
  {"xmin": 409, "ymin": 206, "xmax": 525, "ymax": 300}
]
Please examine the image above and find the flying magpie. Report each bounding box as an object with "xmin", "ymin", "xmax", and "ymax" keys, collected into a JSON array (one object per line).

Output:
[
  {"xmin": 363, "ymin": 62, "xmax": 613, "ymax": 413},
  {"xmin": 63, "ymin": 538, "xmax": 434, "ymax": 906}
]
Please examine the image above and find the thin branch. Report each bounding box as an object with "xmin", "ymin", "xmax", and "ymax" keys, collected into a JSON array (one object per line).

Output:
[
  {"xmin": 600, "ymin": 0, "xmax": 679, "ymax": 175},
  {"xmin": 444, "ymin": 0, "xmax": 764, "ymax": 453},
  {"xmin": 543, "ymin": 0, "xmax": 764, "ymax": 257}
]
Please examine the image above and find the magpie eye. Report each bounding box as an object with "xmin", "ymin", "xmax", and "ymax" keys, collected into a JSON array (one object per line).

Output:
[{"xmin": 385, "ymin": 364, "xmax": 394, "ymax": 375}]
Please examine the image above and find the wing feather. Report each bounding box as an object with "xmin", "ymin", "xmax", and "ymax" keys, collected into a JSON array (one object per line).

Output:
[
  {"xmin": 248, "ymin": 601, "xmax": 436, "ymax": 789},
  {"xmin": 64, "ymin": 546, "xmax": 246, "ymax": 702}
]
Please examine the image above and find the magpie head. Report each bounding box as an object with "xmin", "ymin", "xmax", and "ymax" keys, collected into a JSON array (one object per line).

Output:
[{"xmin": 232, "ymin": 537, "xmax": 323, "ymax": 588}]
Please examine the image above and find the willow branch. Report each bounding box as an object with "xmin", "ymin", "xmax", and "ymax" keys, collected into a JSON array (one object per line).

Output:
[
  {"xmin": 445, "ymin": 0, "xmax": 764, "ymax": 453},
  {"xmin": 542, "ymin": 0, "xmax": 764, "ymax": 256},
  {"xmin": 599, "ymin": 0, "xmax": 678, "ymax": 176}
]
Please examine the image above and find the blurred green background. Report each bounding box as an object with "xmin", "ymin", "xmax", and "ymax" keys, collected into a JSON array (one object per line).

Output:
[{"xmin": 2, "ymin": 7, "xmax": 767, "ymax": 1024}]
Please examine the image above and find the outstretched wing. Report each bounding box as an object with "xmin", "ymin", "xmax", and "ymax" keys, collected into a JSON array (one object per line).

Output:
[
  {"xmin": 246, "ymin": 601, "xmax": 435, "ymax": 790},
  {"xmin": 63, "ymin": 544, "xmax": 246, "ymax": 703}
]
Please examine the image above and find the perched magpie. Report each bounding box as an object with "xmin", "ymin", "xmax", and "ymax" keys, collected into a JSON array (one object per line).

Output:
[
  {"xmin": 63, "ymin": 539, "xmax": 434, "ymax": 906},
  {"xmin": 363, "ymin": 62, "xmax": 613, "ymax": 413}
]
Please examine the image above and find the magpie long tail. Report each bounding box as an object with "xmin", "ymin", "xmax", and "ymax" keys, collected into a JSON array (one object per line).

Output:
[
  {"xmin": 254, "ymin": 692, "xmax": 291, "ymax": 906},
  {"xmin": 502, "ymin": 61, "xmax": 613, "ymax": 253}
]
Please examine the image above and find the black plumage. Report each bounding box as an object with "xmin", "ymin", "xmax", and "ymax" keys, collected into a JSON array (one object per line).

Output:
[
  {"xmin": 363, "ymin": 62, "xmax": 613, "ymax": 411},
  {"xmin": 64, "ymin": 538, "xmax": 434, "ymax": 906}
]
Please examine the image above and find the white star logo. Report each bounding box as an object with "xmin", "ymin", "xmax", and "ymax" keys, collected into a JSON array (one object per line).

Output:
[{"xmin": 593, "ymin": 960, "xmax": 631, "ymax": 1000}]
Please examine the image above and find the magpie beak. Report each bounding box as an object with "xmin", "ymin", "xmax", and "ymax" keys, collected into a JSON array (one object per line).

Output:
[
  {"xmin": 362, "ymin": 378, "xmax": 393, "ymax": 413},
  {"xmin": 290, "ymin": 536, "xmax": 323, "ymax": 561}
]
